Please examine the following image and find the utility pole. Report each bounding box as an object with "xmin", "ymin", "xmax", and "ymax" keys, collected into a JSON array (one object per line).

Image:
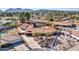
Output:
[{"xmin": 52, "ymin": 28, "xmax": 62, "ymax": 47}]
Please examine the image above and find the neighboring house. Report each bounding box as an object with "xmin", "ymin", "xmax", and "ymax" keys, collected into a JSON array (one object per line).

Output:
[
  {"xmin": 54, "ymin": 22, "xmax": 72, "ymax": 26},
  {"xmin": 0, "ymin": 26, "xmax": 5, "ymax": 31},
  {"xmin": 30, "ymin": 19, "xmax": 49, "ymax": 23},
  {"xmin": 0, "ymin": 34, "xmax": 20, "ymax": 45},
  {"xmin": 71, "ymin": 30, "xmax": 79, "ymax": 37},
  {"xmin": 63, "ymin": 17, "xmax": 70, "ymax": 21},
  {"xmin": 54, "ymin": 22, "xmax": 76, "ymax": 30},
  {"xmin": 0, "ymin": 19, "xmax": 14, "ymax": 25}
]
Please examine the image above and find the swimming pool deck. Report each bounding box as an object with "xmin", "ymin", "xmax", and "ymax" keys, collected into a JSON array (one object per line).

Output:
[
  {"xmin": 14, "ymin": 44, "xmax": 29, "ymax": 51},
  {"xmin": 22, "ymin": 35, "xmax": 41, "ymax": 49}
]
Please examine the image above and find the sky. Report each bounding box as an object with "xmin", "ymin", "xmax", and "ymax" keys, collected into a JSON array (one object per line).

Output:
[
  {"xmin": 0, "ymin": 0, "xmax": 79, "ymax": 8},
  {"xmin": 0, "ymin": 8, "xmax": 7, "ymax": 11},
  {"xmin": 0, "ymin": 0, "xmax": 79, "ymax": 11}
]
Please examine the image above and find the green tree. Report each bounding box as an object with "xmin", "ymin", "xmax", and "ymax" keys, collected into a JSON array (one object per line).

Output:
[{"xmin": 19, "ymin": 12, "xmax": 30, "ymax": 23}]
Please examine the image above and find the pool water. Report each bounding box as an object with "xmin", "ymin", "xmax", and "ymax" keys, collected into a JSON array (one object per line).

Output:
[{"xmin": 0, "ymin": 32, "xmax": 6, "ymax": 37}]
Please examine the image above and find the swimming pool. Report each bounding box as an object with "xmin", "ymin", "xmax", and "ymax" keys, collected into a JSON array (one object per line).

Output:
[{"xmin": 0, "ymin": 32, "xmax": 6, "ymax": 37}]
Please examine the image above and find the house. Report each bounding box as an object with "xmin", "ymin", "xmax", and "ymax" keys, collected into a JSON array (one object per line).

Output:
[
  {"xmin": 53, "ymin": 22, "xmax": 76, "ymax": 30},
  {"xmin": 70, "ymin": 30, "xmax": 79, "ymax": 37},
  {"xmin": 0, "ymin": 19, "xmax": 14, "ymax": 24},
  {"xmin": 54, "ymin": 22, "xmax": 72, "ymax": 26},
  {"xmin": 0, "ymin": 26, "xmax": 5, "ymax": 31},
  {"xmin": 0, "ymin": 34, "xmax": 20, "ymax": 45},
  {"xmin": 18, "ymin": 22, "xmax": 56, "ymax": 36},
  {"xmin": 18, "ymin": 22, "xmax": 33, "ymax": 36}
]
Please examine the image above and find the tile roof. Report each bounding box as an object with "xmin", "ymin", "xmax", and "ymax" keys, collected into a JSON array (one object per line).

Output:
[
  {"xmin": 67, "ymin": 30, "xmax": 79, "ymax": 37},
  {"xmin": 19, "ymin": 23, "xmax": 56, "ymax": 34},
  {"xmin": 0, "ymin": 34, "xmax": 20, "ymax": 45}
]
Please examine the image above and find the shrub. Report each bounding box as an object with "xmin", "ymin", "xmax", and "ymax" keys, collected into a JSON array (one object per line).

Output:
[
  {"xmin": 45, "ymin": 32, "xmax": 51, "ymax": 36},
  {"xmin": 34, "ymin": 32, "xmax": 51, "ymax": 37},
  {"xmin": 34, "ymin": 32, "xmax": 42, "ymax": 37},
  {"xmin": 46, "ymin": 23, "xmax": 52, "ymax": 26}
]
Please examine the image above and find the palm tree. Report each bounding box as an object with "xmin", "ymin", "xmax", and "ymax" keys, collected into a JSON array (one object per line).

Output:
[
  {"xmin": 19, "ymin": 12, "xmax": 30, "ymax": 23},
  {"xmin": 25, "ymin": 12, "xmax": 30, "ymax": 21},
  {"xmin": 70, "ymin": 15, "xmax": 76, "ymax": 24}
]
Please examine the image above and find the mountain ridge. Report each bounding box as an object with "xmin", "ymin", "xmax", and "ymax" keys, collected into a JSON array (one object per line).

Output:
[
  {"xmin": 0, "ymin": 8, "xmax": 79, "ymax": 12},
  {"xmin": 5, "ymin": 8, "xmax": 33, "ymax": 12}
]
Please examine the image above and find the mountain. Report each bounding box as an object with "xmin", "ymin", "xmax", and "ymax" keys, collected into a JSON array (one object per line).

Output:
[
  {"xmin": 5, "ymin": 8, "xmax": 33, "ymax": 12},
  {"xmin": 0, "ymin": 10, "xmax": 2, "ymax": 12},
  {"xmin": 2, "ymin": 8, "xmax": 79, "ymax": 12},
  {"xmin": 52, "ymin": 8, "xmax": 79, "ymax": 11}
]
